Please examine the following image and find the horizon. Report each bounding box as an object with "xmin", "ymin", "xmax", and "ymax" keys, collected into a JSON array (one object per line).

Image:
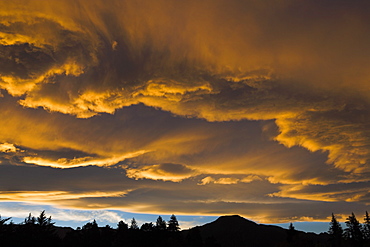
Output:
[
  {"xmin": 0, "ymin": 203, "xmax": 353, "ymax": 234},
  {"xmin": 1, "ymin": 211, "xmax": 333, "ymax": 234},
  {"xmin": 1, "ymin": 0, "xmax": 370, "ymax": 236}
]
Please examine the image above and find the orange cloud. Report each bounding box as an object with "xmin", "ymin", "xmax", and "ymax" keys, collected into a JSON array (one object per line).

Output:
[
  {"xmin": 0, "ymin": 143, "xmax": 17, "ymax": 153},
  {"xmin": 0, "ymin": 0, "xmax": 370, "ymax": 224},
  {"xmin": 199, "ymin": 175, "xmax": 262, "ymax": 185},
  {"xmin": 0, "ymin": 191, "xmax": 130, "ymax": 207},
  {"xmin": 126, "ymin": 163, "xmax": 198, "ymax": 182},
  {"xmin": 23, "ymin": 150, "xmax": 148, "ymax": 168}
]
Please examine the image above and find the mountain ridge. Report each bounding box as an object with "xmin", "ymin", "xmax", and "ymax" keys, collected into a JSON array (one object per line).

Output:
[{"xmin": 182, "ymin": 215, "xmax": 329, "ymax": 247}]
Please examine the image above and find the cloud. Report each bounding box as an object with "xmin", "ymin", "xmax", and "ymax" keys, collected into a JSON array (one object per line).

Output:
[
  {"xmin": 0, "ymin": 0, "xmax": 367, "ymax": 178},
  {"xmin": 22, "ymin": 150, "xmax": 148, "ymax": 168},
  {"xmin": 0, "ymin": 191, "xmax": 130, "ymax": 203},
  {"xmin": 0, "ymin": 143, "xmax": 17, "ymax": 153},
  {"xmin": 269, "ymin": 181, "xmax": 370, "ymax": 203},
  {"xmin": 126, "ymin": 163, "xmax": 198, "ymax": 182},
  {"xmin": 199, "ymin": 175, "xmax": 262, "ymax": 185},
  {"xmin": 198, "ymin": 176, "xmax": 214, "ymax": 185},
  {"xmin": 0, "ymin": 162, "xmax": 367, "ymax": 224},
  {"xmin": 0, "ymin": 0, "xmax": 369, "ymax": 224}
]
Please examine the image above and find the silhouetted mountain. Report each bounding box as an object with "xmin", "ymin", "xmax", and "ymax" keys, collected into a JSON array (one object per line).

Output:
[{"xmin": 182, "ymin": 215, "xmax": 330, "ymax": 247}]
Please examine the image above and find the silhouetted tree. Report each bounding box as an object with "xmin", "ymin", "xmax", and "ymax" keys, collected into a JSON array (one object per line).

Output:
[
  {"xmin": 82, "ymin": 219, "xmax": 98, "ymax": 230},
  {"xmin": 80, "ymin": 219, "xmax": 101, "ymax": 247},
  {"xmin": 19, "ymin": 211, "xmax": 58, "ymax": 247},
  {"xmin": 37, "ymin": 210, "xmax": 47, "ymax": 226},
  {"xmin": 0, "ymin": 215, "xmax": 12, "ymax": 246},
  {"xmin": 141, "ymin": 222, "xmax": 154, "ymax": 232},
  {"xmin": 168, "ymin": 214, "xmax": 180, "ymax": 232},
  {"xmin": 0, "ymin": 215, "xmax": 11, "ymax": 225},
  {"xmin": 363, "ymin": 211, "xmax": 370, "ymax": 241},
  {"xmin": 117, "ymin": 220, "xmax": 128, "ymax": 231},
  {"xmin": 328, "ymin": 213, "xmax": 343, "ymax": 247},
  {"xmin": 287, "ymin": 222, "xmax": 297, "ymax": 243},
  {"xmin": 130, "ymin": 217, "xmax": 139, "ymax": 230},
  {"xmin": 345, "ymin": 212, "xmax": 363, "ymax": 247},
  {"xmin": 24, "ymin": 213, "xmax": 36, "ymax": 225},
  {"xmin": 113, "ymin": 220, "xmax": 128, "ymax": 247},
  {"xmin": 155, "ymin": 216, "xmax": 166, "ymax": 231},
  {"xmin": 37, "ymin": 210, "xmax": 54, "ymax": 228}
]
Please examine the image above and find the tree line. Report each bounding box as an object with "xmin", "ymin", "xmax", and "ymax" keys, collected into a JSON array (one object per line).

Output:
[
  {"xmin": 2, "ymin": 210, "xmax": 370, "ymax": 246},
  {"xmin": 328, "ymin": 211, "xmax": 370, "ymax": 247},
  {"xmin": 0, "ymin": 211, "xmax": 185, "ymax": 247}
]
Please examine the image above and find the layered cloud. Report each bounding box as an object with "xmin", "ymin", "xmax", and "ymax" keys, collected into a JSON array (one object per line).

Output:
[
  {"xmin": 126, "ymin": 163, "xmax": 198, "ymax": 182},
  {"xmin": 0, "ymin": 0, "xmax": 369, "ymax": 223}
]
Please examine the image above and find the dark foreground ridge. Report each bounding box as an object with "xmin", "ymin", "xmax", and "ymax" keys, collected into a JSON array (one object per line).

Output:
[
  {"xmin": 182, "ymin": 215, "xmax": 329, "ymax": 247},
  {"xmin": 1, "ymin": 212, "xmax": 370, "ymax": 246}
]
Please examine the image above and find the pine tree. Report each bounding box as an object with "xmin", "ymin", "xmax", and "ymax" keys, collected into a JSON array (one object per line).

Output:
[
  {"xmin": 24, "ymin": 213, "xmax": 36, "ymax": 225},
  {"xmin": 167, "ymin": 214, "xmax": 180, "ymax": 232},
  {"xmin": 155, "ymin": 216, "xmax": 167, "ymax": 231},
  {"xmin": 130, "ymin": 218, "xmax": 139, "ymax": 230},
  {"xmin": 0, "ymin": 215, "xmax": 11, "ymax": 225},
  {"xmin": 328, "ymin": 213, "xmax": 343, "ymax": 246},
  {"xmin": 287, "ymin": 222, "xmax": 297, "ymax": 243},
  {"xmin": 345, "ymin": 212, "xmax": 363, "ymax": 246},
  {"xmin": 37, "ymin": 210, "xmax": 54, "ymax": 227},
  {"xmin": 363, "ymin": 211, "xmax": 370, "ymax": 240},
  {"xmin": 0, "ymin": 215, "xmax": 11, "ymax": 239}
]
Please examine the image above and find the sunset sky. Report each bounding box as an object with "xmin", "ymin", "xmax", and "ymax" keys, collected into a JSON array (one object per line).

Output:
[{"xmin": 0, "ymin": 0, "xmax": 370, "ymax": 233}]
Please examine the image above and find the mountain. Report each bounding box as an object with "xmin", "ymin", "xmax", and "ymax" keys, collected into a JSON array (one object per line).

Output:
[{"xmin": 182, "ymin": 215, "xmax": 330, "ymax": 247}]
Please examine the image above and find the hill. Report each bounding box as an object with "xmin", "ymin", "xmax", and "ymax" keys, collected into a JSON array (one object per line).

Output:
[{"xmin": 182, "ymin": 215, "xmax": 330, "ymax": 247}]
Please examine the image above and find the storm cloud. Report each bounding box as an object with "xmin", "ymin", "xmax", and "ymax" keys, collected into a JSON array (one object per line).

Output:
[{"xmin": 0, "ymin": 0, "xmax": 370, "ymax": 224}]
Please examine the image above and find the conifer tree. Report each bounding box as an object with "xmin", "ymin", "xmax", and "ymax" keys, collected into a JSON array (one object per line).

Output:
[
  {"xmin": 287, "ymin": 222, "xmax": 297, "ymax": 243},
  {"xmin": 0, "ymin": 215, "xmax": 11, "ymax": 239},
  {"xmin": 345, "ymin": 212, "xmax": 363, "ymax": 246},
  {"xmin": 328, "ymin": 213, "xmax": 343, "ymax": 246},
  {"xmin": 24, "ymin": 213, "xmax": 36, "ymax": 225},
  {"xmin": 168, "ymin": 214, "xmax": 180, "ymax": 232},
  {"xmin": 130, "ymin": 218, "xmax": 139, "ymax": 230},
  {"xmin": 363, "ymin": 211, "xmax": 370, "ymax": 240},
  {"xmin": 37, "ymin": 210, "xmax": 54, "ymax": 227},
  {"xmin": 155, "ymin": 216, "xmax": 167, "ymax": 231},
  {"xmin": 0, "ymin": 215, "xmax": 11, "ymax": 225}
]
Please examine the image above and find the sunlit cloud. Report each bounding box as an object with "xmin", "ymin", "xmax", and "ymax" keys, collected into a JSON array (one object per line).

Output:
[
  {"xmin": 126, "ymin": 163, "xmax": 198, "ymax": 182},
  {"xmin": 0, "ymin": 191, "xmax": 130, "ymax": 203},
  {"xmin": 0, "ymin": 143, "xmax": 17, "ymax": 153},
  {"xmin": 198, "ymin": 175, "xmax": 263, "ymax": 185},
  {"xmin": 22, "ymin": 150, "xmax": 149, "ymax": 168},
  {"xmin": 0, "ymin": 0, "xmax": 369, "ymax": 225}
]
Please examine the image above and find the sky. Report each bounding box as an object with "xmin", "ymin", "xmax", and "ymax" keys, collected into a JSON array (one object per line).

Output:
[{"xmin": 0, "ymin": 0, "xmax": 370, "ymax": 233}]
